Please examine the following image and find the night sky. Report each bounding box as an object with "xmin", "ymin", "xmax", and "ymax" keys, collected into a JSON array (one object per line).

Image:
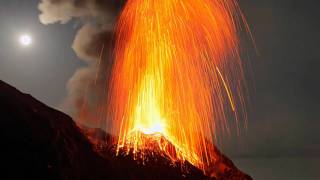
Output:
[{"xmin": 0, "ymin": 0, "xmax": 319, "ymax": 179}]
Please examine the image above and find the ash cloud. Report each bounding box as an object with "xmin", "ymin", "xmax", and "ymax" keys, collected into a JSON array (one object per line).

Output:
[
  {"xmin": 38, "ymin": 0, "xmax": 125, "ymax": 126},
  {"xmin": 39, "ymin": 0, "xmax": 123, "ymax": 25}
]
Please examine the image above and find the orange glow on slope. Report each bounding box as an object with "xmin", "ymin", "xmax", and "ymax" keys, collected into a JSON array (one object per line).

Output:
[{"xmin": 108, "ymin": 0, "xmax": 248, "ymax": 173}]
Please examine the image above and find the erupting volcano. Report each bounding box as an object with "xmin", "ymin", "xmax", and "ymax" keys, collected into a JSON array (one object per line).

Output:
[{"xmin": 107, "ymin": 0, "xmax": 250, "ymax": 175}]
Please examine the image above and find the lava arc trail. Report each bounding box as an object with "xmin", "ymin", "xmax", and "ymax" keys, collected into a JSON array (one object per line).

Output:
[{"xmin": 107, "ymin": 0, "xmax": 249, "ymax": 173}]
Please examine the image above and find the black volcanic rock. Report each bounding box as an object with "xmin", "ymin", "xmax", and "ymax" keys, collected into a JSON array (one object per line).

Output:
[
  {"xmin": 0, "ymin": 80, "xmax": 112, "ymax": 180},
  {"xmin": 0, "ymin": 80, "xmax": 251, "ymax": 180}
]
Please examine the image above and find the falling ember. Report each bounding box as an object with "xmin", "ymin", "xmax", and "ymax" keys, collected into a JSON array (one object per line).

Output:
[{"xmin": 108, "ymin": 0, "xmax": 249, "ymax": 174}]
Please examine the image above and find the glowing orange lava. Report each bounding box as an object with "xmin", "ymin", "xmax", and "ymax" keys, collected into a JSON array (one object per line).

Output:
[{"xmin": 108, "ymin": 0, "xmax": 249, "ymax": 173}]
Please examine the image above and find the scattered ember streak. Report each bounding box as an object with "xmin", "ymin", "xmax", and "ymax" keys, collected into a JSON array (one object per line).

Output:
[{"xmin": 108, "ymin": 0, "xmax": 249, "ymax": 174}]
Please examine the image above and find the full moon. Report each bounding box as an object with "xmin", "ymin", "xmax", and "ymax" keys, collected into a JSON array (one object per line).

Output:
[{"xmin": 19, "ymin": 34, "xmax": 32, "ymax": 46}]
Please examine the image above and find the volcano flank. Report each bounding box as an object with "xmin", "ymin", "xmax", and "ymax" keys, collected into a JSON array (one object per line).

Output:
[{"xmin": 0, "ymin": 80, "xmax": 251, "ymax": 180}]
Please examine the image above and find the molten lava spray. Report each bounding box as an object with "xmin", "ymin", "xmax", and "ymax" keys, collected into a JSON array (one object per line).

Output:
[{"xmin": 108, "ymin": 0, "xmax": 248, "ymax": 173}]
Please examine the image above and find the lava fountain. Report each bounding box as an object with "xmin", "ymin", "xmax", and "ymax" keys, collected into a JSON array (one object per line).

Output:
[{"xmin": 108, "ymin": 0, "xmax": 249, "ymax": 174}]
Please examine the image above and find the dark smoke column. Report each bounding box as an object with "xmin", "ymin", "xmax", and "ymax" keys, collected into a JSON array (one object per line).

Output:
[{"xmin": 38, "ymin": 0, "xmax": 124, "ymax": 128}]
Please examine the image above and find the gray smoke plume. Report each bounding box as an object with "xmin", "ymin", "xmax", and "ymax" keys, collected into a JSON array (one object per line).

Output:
[{"xmin": 38, "ymin": 0, "xmax": 125, "ymax": 126}]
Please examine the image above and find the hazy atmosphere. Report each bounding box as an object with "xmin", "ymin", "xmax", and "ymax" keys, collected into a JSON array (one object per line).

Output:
[{"xmin": 0, "ymin": 0, "xmax": 319, "ymax": 179}]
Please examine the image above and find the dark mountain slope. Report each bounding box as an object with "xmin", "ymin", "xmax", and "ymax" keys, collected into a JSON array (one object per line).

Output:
[
  {"xmin": 0, "ymin": 80, "xmax": 112, "ymax": 180},
  {"xmin": 0, "ymin": 80, "xmax": 251, "ymax": 180}
]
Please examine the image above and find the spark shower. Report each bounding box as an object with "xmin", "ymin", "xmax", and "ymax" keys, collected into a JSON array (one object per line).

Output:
[{"xmin": 106, "ymin": 0, "xmax": 249, "ymax": 173}]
